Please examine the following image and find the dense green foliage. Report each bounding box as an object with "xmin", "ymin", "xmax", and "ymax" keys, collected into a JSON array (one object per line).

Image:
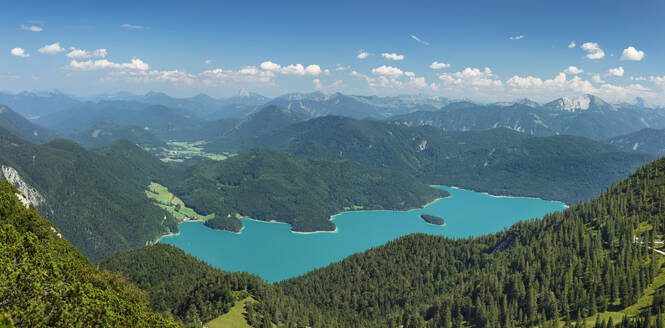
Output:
[
  {"xmin": 278, "ymin": 156, "xmax": 665, "ymax": 326},
  {"xmin": 204, "ymin": 216, "xmax": 244, "ymax": 232},
  {"xmin": 0, "ymin": 128, "xmax": 179, "ymax": 261},
  {"xmin": 171, "ymin": 148, "xmax": 446, "ymax": 232},
  {"xmin": 0, "ymin": 181, "xmax": 178, "ymax": 327},
  {"xmin": 100, "ymin": 244, "xmax": 330, "ymax": 327},
  {"xmin": 607, "ymin": 128, "xmax": 665, "ymax": 156},
  {"xmin": 229, "ymin": 116, "xmax": 653, "ymax": 204}
]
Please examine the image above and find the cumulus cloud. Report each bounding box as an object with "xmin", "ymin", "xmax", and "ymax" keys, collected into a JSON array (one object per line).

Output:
[
  {"xmin": 371, "ymin": 65, "xmax": 404, "ymax": 77},
  {"xmin": 607, "ymin": 66, "xmax": 625, "ymax": 77},
  {"xmin": 509, "ymin": 35, "xmax": 525, "ymax": 40},
  {"xmin": 21, "ymin": 24, "xmax": 42, "ymax": 32},
  {"xmin": 438, "ymin": 67, "xmax": 502, "ymax": 88},
  {"xmin": 121, "ymin": 23, "xmax": 147, "ymax": 30},
  {"xmin": 10, "ymin": 48, "xmax": 29, "ymax": 57},
  {"xmin": 38, "ymin": 42, "xmax": 66, "ymax": 54},
  {"xmin": 259, "ymin": 61, "xmax": 322, "ymax": 75},
  {"xmin": 430, "ymin": 61, "xmax": 451, "ymax": 70},
  {"xmin": 357, "ymin": 50, "xmax": 369, "ymax": 59},
  {"xmin": 581, "ymin": 42, "xmax": 605, "ymax": 59},
  {"xmin": 199, "ymin": 66, "xmax": 275, "ymax": 85},
  {"xmin": 67, "ymin": 57, "xmax": 149, "ymax": 71},
  {"xmin": 381, "ymin": 53, "xmax": 405, "ymax": 61},
  {"xmin": 620, "ymin": 46, "xmax": 645, "ymax": 61},
  {"xmin": 66, "ymin": 48, "xmax": 107, "ymax": 59},
  {"xmin": 563, "ymin": 66, "xmax": 583, "ymax": 75},
  {"xmin": 568, "ymin": 41, "xmax": 576, "ymax": 48},
  {"xmin": 410, "ymin": 35, "xmax": 429, "ymax": 46},
  {"xmin": 205, "ymin": 59, "xmax": 212, "ymax": 65},
  {"xmin": 313, "ymin": 78, "xmax": 323, "ymax": 90},
  {"xmin": 591, "ymin": 74, "xmax": 605, "ymax": 83}
]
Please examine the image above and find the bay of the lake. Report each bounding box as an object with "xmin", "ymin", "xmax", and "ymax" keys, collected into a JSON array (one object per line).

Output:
[{"xmin": 159, "ymin": 186, "xmax": 566, "ymax": 282}]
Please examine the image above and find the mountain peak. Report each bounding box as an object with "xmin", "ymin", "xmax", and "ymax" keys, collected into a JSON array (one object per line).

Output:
[
  {"xmin": 543, "ymin": 94, "xmax": 614, "ymax": 112},
  {"xmin": 236, "ymin": 88, "xmax": 250, "ymax": 97}
]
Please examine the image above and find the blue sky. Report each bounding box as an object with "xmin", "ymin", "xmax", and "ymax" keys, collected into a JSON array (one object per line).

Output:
[{"xmin": 2, "ymin": 0, "xmax": 664, "ymax": 104}]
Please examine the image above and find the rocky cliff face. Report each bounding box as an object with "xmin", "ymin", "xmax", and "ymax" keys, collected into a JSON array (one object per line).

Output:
[{"xmin": 2, "ymin": 165, "xmax": 45, "ymax": 207}]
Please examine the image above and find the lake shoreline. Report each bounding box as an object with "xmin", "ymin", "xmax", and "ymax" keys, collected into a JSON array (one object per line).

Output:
[{"xmin": 159, "ymin": 185, "xmax": 567, "ymax": 282}]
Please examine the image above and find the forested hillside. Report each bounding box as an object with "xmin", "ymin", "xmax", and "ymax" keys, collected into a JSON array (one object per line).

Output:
[
  {"xmin": 100, "ymin": 244, "xmax": 329, "ymax": 327},
  {"xmin": 228, "ymin": 116, "xmax": 654, "ymax": 204},
  {"xmin": 0, "ymin": 181, "xmax": 178, "ymax": 327},
  {"xmin": 278, "ymin": 156, "xmax": 665, "ymax": 327},
  {"xmin": 170, "ymin": 148, "xmax": 447, "ymax": 232},
  {"xmin": 0, "ymin": 128, "xmax": 179, "ymax": 261}
]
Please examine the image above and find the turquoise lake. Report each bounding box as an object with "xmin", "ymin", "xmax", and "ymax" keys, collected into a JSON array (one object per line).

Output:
[{"xmin": 159, "ymin": 186, "xmax": 566, "ymax": 282}]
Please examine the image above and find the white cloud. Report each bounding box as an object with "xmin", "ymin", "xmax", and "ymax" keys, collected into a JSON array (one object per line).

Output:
[
  {"xmin": 568, "ymin": 41, "xmax": 576, "ymax": 48},
  {"xmin": 620, "ymin": 46, "xmax": 645, "ymax": 61},
  {"xmin": 509, "ymin": 35, "xmax": 525, "ymax": 40},
  {"xmin": 199, "ymin": 66, "xmax": 275, "ymax": 85},
  {"xmin": 38, "ymin": 42, "xmax": 65, "ymax": 54},
  {"xmin": 67, "ymin": 57, "xmax": 149, "ymax": 71},
  {"xmin": 10, "ymin": 48, "xmax": 29, "ymax": 57},
  {"xmin": 121, "ymin": 23, "xmax": 147, "ymax": 30},
  {"xmin": 335, "ymin": 64, "xmax": 349, "ymax": 71},
  {"xmin": 381, "ymin": 53, "xmax": 404, "ymax": 61},
  {"xmin": 357, "ymin": 51, "xmax": 369, "ymax": 59},
  {"xmin": 430, "ymin": 61, "xmax": 450, "ymax": 70},
  {"xmin": 607, "ymin": 66, "xmax": 625, "ymax": 77},
  {"xmin": 580, "ymin": 42, "xmax": 605, "ymax": 59},
  {"xmin": 205, "ymin": 59, "xmax": 212, "ymax": 65},
  {"xmin": 371, "ymin": 65, "xmax": 404, "ymax": 77},
  {"xmin": 0, "ymin": 73, "xmax": 20, "ymax": 80},
  {"xmin": 66, "ymin": 48, "xmax": 107, "ymax": 59},
  {"xmin": 410, "ymin": 35, "xmax": 429, "ymax": 46},
  {"xmin": 21, "ymin": 24, "xmax": 42, "ymax": 32},
  {"xmin": 630, "ymin": 76, "xmax": 647, "ymax": 81},
  {"xmin": 439, "ymin": 67, "xmax": 502, "ymax": 87},
  {"xmin": 313, "ymin": 78, "xmax": 323, "ymax": 90},
  {"xmin": 591, "ymin": 74, "xmax": 605, "ymax": 83},
  {"xmin": 563, "ymin": 66, "xmax": 583, "ymax": 75},
  {"xmin": 259, "ymin": 61, "xmax": 322, "ymax": 76}
]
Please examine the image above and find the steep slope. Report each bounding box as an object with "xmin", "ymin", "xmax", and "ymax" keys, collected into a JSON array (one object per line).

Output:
[
  {"xmin": 70, "ymin": 122, "xmax": 167, "ymax": 149},
  {"xmin": 170, "ymin": 148, "xmax": 447, "ymax": 232},
  {"xmin": 237, "ymin": 116, "xmax": 654, "ymax": 203},
  {"xmin": 279, "ymin": 156, "xmax": 665, "ymax": 326},
  {"xmin": 607, "ymin": 128, "xmax": 665, "ymax": 155},
  {"xmin": 204, "ymin": 105, "xmax": 309, "ymax": 153},
  {"xmin": 391, "ymin": 95, "xmax": 665, "ymax": 140},
  {"xmin": 0, "ymin": 129, "xmax": 179, "ymax": 261},
  {"xmin": 0, "ymin": 105, "xmax": 57, "ymax": 143},
  {"xmin": 0, "ymin": 181, "xmax": 178, "ymax": 327},
  {"xmin": 100, "ymin": 244, "xmax": 326, "ymax": 327}
]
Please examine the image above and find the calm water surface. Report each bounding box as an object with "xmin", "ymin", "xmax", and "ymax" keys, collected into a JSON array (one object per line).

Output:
[{"xmin": 160, "ymin": 186, "xmax": 566, "ymax": 282}]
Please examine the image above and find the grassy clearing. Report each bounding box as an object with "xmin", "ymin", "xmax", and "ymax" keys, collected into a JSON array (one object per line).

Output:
[
  {"xmin": 155, "ymin": 141, "xmax": 234, "ymax": 163},
  {"xmin": 206, "ymin": 297, "xmax": 256, "ymax": 328},
  {"xmin": 145, "ymin": 182, "xmax": 214, "ymax": 221}
]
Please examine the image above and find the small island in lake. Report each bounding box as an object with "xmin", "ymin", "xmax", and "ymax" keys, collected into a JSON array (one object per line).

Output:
[{"xmin": 420, "ymin": 214, "xmax": 445, "ymax": 226}]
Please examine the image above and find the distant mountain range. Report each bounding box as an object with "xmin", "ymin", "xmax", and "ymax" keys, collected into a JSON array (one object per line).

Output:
[{"xmin": 391, "ymin": 94, "xmax": 665, "ymax": 140}]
